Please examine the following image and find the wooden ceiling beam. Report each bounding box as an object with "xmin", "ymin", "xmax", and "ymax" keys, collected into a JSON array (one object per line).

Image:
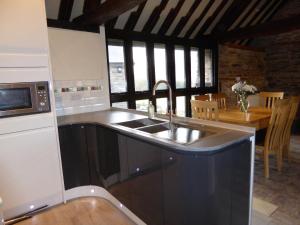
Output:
[
  {"xmin": 184, "ymin": 0, "xmax": 215, "ymax": 39},
  {"xmin": 158, "ymin": 0, "xmax": 185, "ymax": 35},
  {"xmin": 73, "ymin": 0, "xmax": 147, "ymax": 25},
  {"xmin": 211, "ymin": 0, "xmax": 252, "ymax": 34},
  {"xmin": 83, "ymin": 0, "xmax": 100, "ymax": 14},
  {"xmin": 171, "ymin": 0, "xmax": 202, "ymax": 37},
  {"xmin": 216, "ymin": 14, "xmax": 300, "ymax": 42},
  {"xmin": 142, "ymin": 0, "xmax": 169, "ymax": 33},
  {"xmin": 124, "ymin": 2, "xmax": 147, "ymax": 30},
  {"xmin": 195, "ymin": 0, "xmax": 231, "ymax": 39},
  {"xmin": 231, "ymin": 0, "xmax": 260, "ymax": 30},
  {"xmin": 58, "ymin": 0, "xmax": 74, "ymax": 21}
]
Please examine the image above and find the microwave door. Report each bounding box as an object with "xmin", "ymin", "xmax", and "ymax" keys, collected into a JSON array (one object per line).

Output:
[{"xmin": 0, "ymin": 86, "xmax": 34, "ymax": 117}]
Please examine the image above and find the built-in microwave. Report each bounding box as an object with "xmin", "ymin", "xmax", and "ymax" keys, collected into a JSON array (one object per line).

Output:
[{"xmin": 0, "ymin": 82, "xmax": 51, "ymax": 118}]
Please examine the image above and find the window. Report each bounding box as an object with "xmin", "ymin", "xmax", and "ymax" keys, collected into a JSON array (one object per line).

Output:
[
  {"xmin": 136, "ymin": 99, "xmax": 149, "ymax": 112},
  {"xmin": 112, "ymin": 102, "xmax": 128, "ymax": 109},
  {"xmin": 107, "ymin": 38, "xmax": 216, "ymax": 118},
  {"xmin": 191, "ymin": 48, "xmax": 200, "ymax": 88},
  {"xmin": 205, "ymin": 49, "xmax": 213, "ymax": 87},
  {"xmin": 175, "ymin": 47, "xmax": 186, "ymax": 89},
  {"xmin": 133, "ymin": 42, "xmax": 149, "ymax": 92},
  {"xmin": 154, "ymin": 44, "xmax": 167, "ymax": 89},
  {"xmin": 176, "ymin": 96, "xmax": 186, "ymax": 117},
  {"xmin": 156, "ymin": 98, "xmax": 168, "ymax": 114},
  {"xmin": 108, "ymin": 42, "xmax": 127, "ymax": 93}
]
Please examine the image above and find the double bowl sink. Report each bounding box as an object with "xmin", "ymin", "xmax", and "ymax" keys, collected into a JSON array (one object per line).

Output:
[{"xmin": 115, "ymin": 118, "xmax": 215, "ymax": 145}]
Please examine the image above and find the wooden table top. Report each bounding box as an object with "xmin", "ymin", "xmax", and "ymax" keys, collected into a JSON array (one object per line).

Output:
[{"xmin": 219, "ymin": 107, "xmax": 272, "ymax": 130}]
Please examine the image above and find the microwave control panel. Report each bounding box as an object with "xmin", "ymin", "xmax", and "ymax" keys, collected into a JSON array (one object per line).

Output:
[{"xmin": 36, "ymin": 82, "xmax": 50, "ymax": 112}]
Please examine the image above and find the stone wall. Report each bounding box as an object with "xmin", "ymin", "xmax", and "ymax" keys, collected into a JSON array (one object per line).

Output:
[
  {"xmin": 218, "ymin": 44, "xmax": 267, "ymax": 106},
  {"xmin": 252, "ymin": 0, "xmax": 300, "ymax": 97}
]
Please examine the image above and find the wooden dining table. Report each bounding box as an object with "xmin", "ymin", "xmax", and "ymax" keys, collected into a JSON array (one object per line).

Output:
[{"xmin": 218, "ymin": 107, "xmax": 272, "ymax": 130}]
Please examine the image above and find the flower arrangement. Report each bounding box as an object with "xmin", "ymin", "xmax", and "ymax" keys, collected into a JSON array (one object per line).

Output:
[{"xmin": 232, "ymin": 81, "xmax": 257, "ymax": 112}]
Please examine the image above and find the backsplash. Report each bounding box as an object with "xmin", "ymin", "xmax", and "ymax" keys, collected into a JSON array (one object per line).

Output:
[{"xmin": 54, "ymin": 80, "xmax": 110, "ymax": 116}]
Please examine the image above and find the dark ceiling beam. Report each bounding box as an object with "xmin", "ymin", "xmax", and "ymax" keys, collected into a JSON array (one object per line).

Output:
[
  {"xmin": 124, "ymin": 2, "xmax": 147, "ymax": 30},
  {"xmin": 231, "ymin": 0, "xmax": 260, "ymax": 30},
  {"xmin": 241, "ymin": 0, "xmax": 287, "ymax": 46},
  {"xmin": 106, "ymin": 28, "xmax": 215, "ymax": 46},
  {"xmin": 158, "ymin": 0, "xmax": 185, "ymax": 35},
  {"xmin": 73, "ymin": 0, "xmax": 147, "ymax": 25},
  {"xmin": 83, "ymin": 0, "xmax": 100, "ymax": 13},
  {"xmin": 171, "ymin": 0, "xmax": 202, "ymax": 37},
  {"xmin": 184, "ymin": 0, "xmax": 215, "ymax": 39},
  {"xmin": 143, "ymin": 0, "xmax": 169, "ymax": 33},
  {"xmin": 241, "ymin": 0, "xmax": 272, "ymax": 28},
  {"xmin": 216, "ymin": 14, "xmax": 300, "ymax": 42},
  {"xmin": 106, "ymin": 17, "xmax": 118, "ymax": 29},
  {"xmin": 258, "ymin": 0, "xmax": 286, "ymax": 24},
  {"xmin": 195, "ymin": 0, "xmax": 232, "ymax": 39},
  {"xmin": 211, "ymin": 0, "xmax": 252, "ymax": 35},
  {"xmin": 47, "ymin": 19, "xmax": 100, "ymax": 33},
  {"xmin": 58, "ymin": 0, "xmax": 74, "ymax": 21}
]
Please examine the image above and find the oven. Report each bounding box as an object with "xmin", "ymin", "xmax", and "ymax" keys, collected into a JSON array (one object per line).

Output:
[{"xmin": 0, "ymin": 82, "xmax": 51, "ymax": 118}]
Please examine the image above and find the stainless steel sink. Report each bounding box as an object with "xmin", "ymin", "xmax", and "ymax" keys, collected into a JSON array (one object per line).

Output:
[
  {"xmin": 116, "ymin": 118, "xmax": 165, "ymax": 129},
  {"xmin": 138, "ymin": 123, "xmax": 215, "ymax": 145}
]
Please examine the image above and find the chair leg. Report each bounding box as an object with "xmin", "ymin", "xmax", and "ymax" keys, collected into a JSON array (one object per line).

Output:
[
  {"xmin": 277, "ymin": 148, "xmax": 283, "ymax": 172},
  {"xmin": 264, "ymin": 148, "xmax": 270, "ymax": 178}
]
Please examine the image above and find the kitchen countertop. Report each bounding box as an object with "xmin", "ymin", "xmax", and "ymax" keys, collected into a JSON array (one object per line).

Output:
[{"xmin": 57, "ymin": 108, "xmax": 255, "ymax": 154}]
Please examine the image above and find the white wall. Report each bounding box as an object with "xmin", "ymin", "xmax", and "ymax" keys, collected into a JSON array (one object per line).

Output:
[{"xmin": 48, "ymin": 27, "xmax": 111, "ymax": 115}]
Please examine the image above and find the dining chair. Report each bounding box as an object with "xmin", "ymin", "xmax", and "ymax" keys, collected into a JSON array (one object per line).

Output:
[
  {"xmin": 282, "ymin": 96, "xmax": 300, "ymax": 161},
  {"xmin": 256, "ymin": 99, "xmax": 290, "ymax": 178},
  {"xmin": 259, "ymin": 92, "xmax": 284, "ymax": 108},
  {"xmin": 195, "ymin": 95, "xmax": 209, "ymax": 101},
  {"xmin": 191, "ymin": 100, "xmax": 219, "ymax": 121},
  {"xmin": 211, "ymin": 93, "xmax": 227, "ymax": 109}
]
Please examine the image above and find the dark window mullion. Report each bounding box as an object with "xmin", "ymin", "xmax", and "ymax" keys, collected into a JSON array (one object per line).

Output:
[
  {"xmin": 124, "ymin": 40, "xmax": 136, "ymax": 109},
  {"xmin": 146, "ymin": 42, "xmax": 156, "ymax": 105},
  {"xmin": 184, "ymin": 46, "xmax": 191, "ymax": 117},
  {"xmin": 199, "ymin": 48, "xmax": 205, "ymax": 88},
  {"xmin": 166, "ymin": 44, "xmax": 176, "ymax": 113},
  {"xmin": 212, "ymin": 45, "xmax": 219, "ymax": 92}
]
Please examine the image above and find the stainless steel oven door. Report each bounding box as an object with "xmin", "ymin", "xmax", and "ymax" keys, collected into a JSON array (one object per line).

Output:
[{"xmin": 0, "ymin": 83, "xmax": 40, "ymax": 117}]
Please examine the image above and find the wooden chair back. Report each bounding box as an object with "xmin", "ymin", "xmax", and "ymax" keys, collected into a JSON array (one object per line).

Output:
[
  {"xmin": 194, "ymin": 95, "xmax": 209, "ymax": 101},
  {"xmin": 191, "ymin": 100, "xmax": 219, "ymax": 121},
  {"xmin": 283, "ymin": 96, "xmax": 300, "ymax": 159},
  {"xmin": 259, "ymin": 92, "xmax": 284, "ymax": 108},
  {"xmin": 211, "ymin": 93, "xmax": 227, "ymax": 109},
  {"xmin": 264, "ymin": 99, "xmax": 290, "ymax": 154}
]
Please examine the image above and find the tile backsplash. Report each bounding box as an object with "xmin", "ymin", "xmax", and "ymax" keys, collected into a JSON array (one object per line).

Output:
[{"xmin": 54, "ymin": 80, "xmax": 110, "ymax": 116}]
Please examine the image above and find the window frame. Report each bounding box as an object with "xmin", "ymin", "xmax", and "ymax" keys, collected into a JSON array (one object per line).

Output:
[{"xmin": 106, "ymin": 34, "xmax": 218, "ymax": 117}]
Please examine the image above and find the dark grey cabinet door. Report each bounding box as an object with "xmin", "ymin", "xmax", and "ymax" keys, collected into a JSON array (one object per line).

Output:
[
  {"xmin": 58, "ymin": 125, "xmax": 90, "ymax": 190},
  {"xmin": 126, "ymin": 138, "xmax": 164, "ymax": 225},
  {"xmin": 85, "ymin": 124, "xmax": 102, "ymax": 186},
  {"xmin": 96, "ymin": 126, "xmax": 120, "ymax": 179}
]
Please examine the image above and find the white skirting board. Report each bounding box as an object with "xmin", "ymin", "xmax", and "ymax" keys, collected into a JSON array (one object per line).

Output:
[{"xmin": 64, "ymin": 186, "xmax": 146, "ymax": 225}]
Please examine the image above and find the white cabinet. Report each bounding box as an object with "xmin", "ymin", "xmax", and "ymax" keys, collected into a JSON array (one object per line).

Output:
[
  {"xmin": 0, "ymin": 127, "xmax": 63, "ymax": 219},
  {"xmin": 0, "ymin": 0, "xmax": 49, "ymax": 67}
]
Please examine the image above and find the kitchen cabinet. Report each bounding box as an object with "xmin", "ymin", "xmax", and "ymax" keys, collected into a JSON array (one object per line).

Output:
[
  {"xmin": 58, "ymin": 125, "xmax": 90, "ymax": 190},
  {"xmin": 58, "ymin": 122, "xmax": 251, "ymax": 225},
  {"xmin": 0, "ymin": 0, "xmax": 49, "ymax": 67},
  {"xmin": 110, "ymin": 134, "xmax": 251, "ymax": 225},
  {"xmin": 58, "ymin": 124, "xmax": 120, "ymax": 190}
]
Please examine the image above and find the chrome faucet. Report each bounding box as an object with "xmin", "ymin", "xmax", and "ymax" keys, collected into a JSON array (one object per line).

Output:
[{"xmin": 152, "ymin": 80, "xmax": 173, "ymax": 123}]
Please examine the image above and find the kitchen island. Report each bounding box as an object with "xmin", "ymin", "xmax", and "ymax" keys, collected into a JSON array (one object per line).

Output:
[{"xmin": 57, "ymin": 108, "xmax": 255, "ymax": 225}]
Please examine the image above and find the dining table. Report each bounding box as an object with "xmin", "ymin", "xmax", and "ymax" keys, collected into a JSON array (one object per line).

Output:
[{"xmin": 218, "ymin": 107, "xmax": 272, "ymax": 130}]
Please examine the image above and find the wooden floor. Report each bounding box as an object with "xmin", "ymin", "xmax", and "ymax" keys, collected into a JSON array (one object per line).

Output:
[
  {"xmin": 254, "ymin": 136, "xmax": 300, "ymax": 225},
  {"xmin": 18, "ymin": 198, "xmax": 136, "ymax": 225}
]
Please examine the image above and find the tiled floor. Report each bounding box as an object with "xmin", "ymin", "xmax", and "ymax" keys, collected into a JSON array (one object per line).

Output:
[{"xmin": 254, "ymin": 136, "xmax": 300, "ymax": 225}]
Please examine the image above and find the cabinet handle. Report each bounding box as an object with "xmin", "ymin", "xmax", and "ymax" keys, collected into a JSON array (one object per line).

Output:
[{"xmin": 81, "ymin": 126, "xmax": 84, "ymax": 129}]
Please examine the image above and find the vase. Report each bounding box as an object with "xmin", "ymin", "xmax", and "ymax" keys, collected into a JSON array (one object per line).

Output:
[{"xmin": 239, "ymin": 95, "xmax": 249, "ymax": 113}]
